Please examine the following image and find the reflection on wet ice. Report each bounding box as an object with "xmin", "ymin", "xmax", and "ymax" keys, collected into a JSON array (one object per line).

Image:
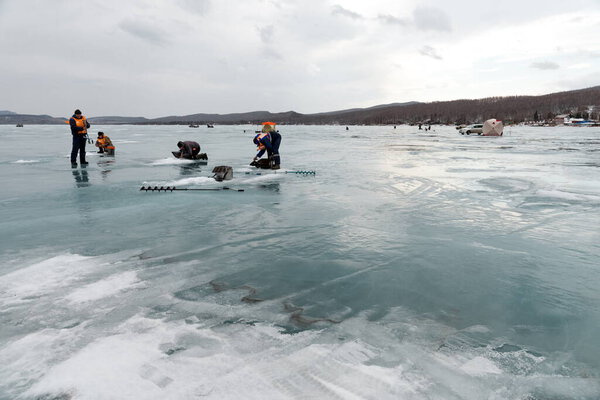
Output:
[{"xmin": 71, "ymin": 168, "xmax": 89, "ymax": 188}]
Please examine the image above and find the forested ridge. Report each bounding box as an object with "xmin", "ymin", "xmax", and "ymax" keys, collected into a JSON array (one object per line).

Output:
[{"xmin": 3, "ymin": 86, "xmax": 599, "ymax": 125}]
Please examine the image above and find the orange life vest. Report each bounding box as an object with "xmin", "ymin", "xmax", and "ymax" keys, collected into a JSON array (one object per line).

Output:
[
  {"xmin": 74, "ymin": 116, "xmax": 88, "ymax": 135},
  {"xmin": 97, "ymin": 136, "xmax": 115, "ymax": 149}
]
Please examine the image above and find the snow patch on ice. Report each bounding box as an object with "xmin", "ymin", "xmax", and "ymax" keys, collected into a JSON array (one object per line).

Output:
[
  {"xmin": 243, "ymin": 173, "xmax": 286, "ymax": 184},
  {"xmin": 143, "ymin": 176, "xmax": 218, "ymax": 187},
  {"xmin": 168, "ymin": 176, "xmax": 218, "ymax": 186},
  {"xmin": 65, "ymin": 270, "xmax": 142, "ymax": 303},
  {"xmin": 0, "ymin": 254, "xmax": 101, "ymax": 308},
  {"xmin": 236, "ymin": 166, "xmax": 255, "ymax": 173},
  {"xmin": 12, "ymin": 159, "xmax": 40, "ymax": 164},
  {"xmin": 150, "ymin": 158, "xmax": 196, "ymax": 166},
  {"xmin": 459, "ymin": 356, "xmax": 502, "ymax": 376},
  {"xmin": 461, "ymin": 325, "xmax": 491, "ymax": 334},
  {"xmin": 64, "ymin": 153, "xmax": 98, "ymax": 158},
  {"xmin": 23, "ymin": 316, "xmax": 430, "ymax": 400},
  {"xmin": 0, "ymin": 326, "xmax": 85, "ymax": 396}
]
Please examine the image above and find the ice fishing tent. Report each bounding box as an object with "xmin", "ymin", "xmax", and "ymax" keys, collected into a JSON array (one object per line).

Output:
[{"xmin": 482, "ymin": 119, "xmax": 503, "ymax": 136}]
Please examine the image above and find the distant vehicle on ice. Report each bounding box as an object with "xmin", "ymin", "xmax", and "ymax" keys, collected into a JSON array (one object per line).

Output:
[
  {"xmin": 459, "ymin": 119, "xmax": 503, "ymax": 136},
  {"xmin": 459, "ymin": 124, "xmax": 483, "ymax": 135}
]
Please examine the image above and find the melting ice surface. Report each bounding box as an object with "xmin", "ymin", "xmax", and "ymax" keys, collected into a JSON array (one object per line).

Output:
[{"xmin": 0, "ymin": 124, "xmax": 599, "ymax": 399}]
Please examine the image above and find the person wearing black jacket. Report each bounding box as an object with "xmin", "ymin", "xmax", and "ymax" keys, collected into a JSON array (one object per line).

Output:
[
  {"xmin": 176, "ymin": 141, "xmax": 201, "ymax": 159},
  {"xmin": 251, "ymin": 131, "xmax": 281, "ymax": 169},
  {"xmin": 69, "ymin": 109, "xmax": 90, "ymax": 167}
]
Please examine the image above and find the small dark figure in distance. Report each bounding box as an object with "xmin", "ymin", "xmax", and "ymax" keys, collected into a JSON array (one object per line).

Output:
[{"xmin": 69, "ymin": 109, "xmax": 90, "ymax": 167}]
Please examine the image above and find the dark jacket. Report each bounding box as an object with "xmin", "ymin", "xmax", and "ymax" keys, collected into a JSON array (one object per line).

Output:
[
  {"xmin": 180, "ymin": 141, "xmax": 200, "ymax": 157},
  {"xmin": 69, "ymin": 115, "xmax": 90, "ymax": 135},
  {"xmin": 255, "ymin": 132, "xmax": 280, "ymax": 159}
]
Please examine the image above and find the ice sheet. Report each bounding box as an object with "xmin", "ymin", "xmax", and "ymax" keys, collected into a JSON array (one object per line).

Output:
[{"xmin": 1, "ymin": 124, "xmax": 599, "ymax": 399}]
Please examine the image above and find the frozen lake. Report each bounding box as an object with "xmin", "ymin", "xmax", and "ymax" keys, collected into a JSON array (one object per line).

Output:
[{"xmin": 0, "ymin": 124, "xmax": 599, "ymax": 399}]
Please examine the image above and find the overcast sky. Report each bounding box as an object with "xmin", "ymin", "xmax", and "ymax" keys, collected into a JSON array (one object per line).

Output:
[{"xmin": 1, "ymin": 0, "xmax": 599, "ymax": 117}]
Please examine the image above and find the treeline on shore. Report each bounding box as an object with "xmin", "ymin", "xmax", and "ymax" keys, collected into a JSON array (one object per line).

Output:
[
  {"xmin": 3, "ymin": 85, "xmax": 599, "ymax": 126},
  {"xmin": 289, "ymin": 85, "xmax": 600, "ymax": 125}
]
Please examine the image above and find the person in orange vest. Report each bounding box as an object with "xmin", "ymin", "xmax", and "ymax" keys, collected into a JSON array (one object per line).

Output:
[
  {"xmin": 95, "ymin": 132, "xmax": 115, "ymax": 156},
  {"xmin": 69, "ymin": 109, "xmax": 90, "ymax": 167}
]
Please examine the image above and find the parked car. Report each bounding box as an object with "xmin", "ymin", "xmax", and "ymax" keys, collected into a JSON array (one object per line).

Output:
[{"xmin": 459, "ymin": 124, "xmax": 483, "ymax": 135}]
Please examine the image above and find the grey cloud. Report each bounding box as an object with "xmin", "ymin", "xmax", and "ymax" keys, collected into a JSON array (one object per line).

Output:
[
  {"xmin": 419, "ymin": 45, "xmax": 442, "ymax": 60},
  {"xmin": 413, "ymin": 6, "xmax": 451, "ymax": 32},
  {"xmin": 377, "ymin": 14, "xmax": 408, "ymax": 26},
  {"xmin": 530, "ymin": 61, "xmax": 560, "ymax": 70},
  {"xmin": 579, "ymin": 50, "xmax": 600, "ymax": 58},
  {"xmin": 557, "ymin": 71, "xmax": 600, "ymax": 91},
  {"xmin": 257, "ymin": 25, "xmax": 279, "ymax": 59},
  {"xmin": 267, "ymin": 0, "xmax": 284, "ymax": 9},
  {"xmin": 177, "ymin": 0, "xmax": 211, "ymax": 15},
  {"xmin": 285, "ymin": 5, "xmax": 362, "ymax": 44},
  {"xmin": 262, "ymin": 47, "xmax": 283, "ymax": 60},
  {"xmin": 331, "ymin": 5, "xmax": 363, "ymax": 20},
  {"xmin": 257, "ymin": 25, "xmax": 275, "ymax": 44},
  {"xmin": 119, "ymin": 20, "xmax": 167, "ymax": 45}
]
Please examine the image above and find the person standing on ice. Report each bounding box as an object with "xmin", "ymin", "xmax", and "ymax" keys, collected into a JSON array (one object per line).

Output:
[
  {"xmin": 251, "ymin": 122, "xmax": 281, "ymax": 170},
  {"xmin": 69, "ymin": 109, "xmax": 90, "ymax": 167}
]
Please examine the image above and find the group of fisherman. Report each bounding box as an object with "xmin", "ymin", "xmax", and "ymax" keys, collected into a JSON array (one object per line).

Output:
[
  {"xmin": 69, "ymin": 109, "xmax": 114, "ymax": 166},
  {"xmin": 69, "ymin": 109, "xmax": 281, "ymax": 169}
]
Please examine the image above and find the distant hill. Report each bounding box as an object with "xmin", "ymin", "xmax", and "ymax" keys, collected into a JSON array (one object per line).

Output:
[
  {"xmin": 88, "ymin": 116, "xmax": 150, "ymax": 124},
  {"xmin": 0, "ymin": 110, "xmax": 17, "ymax": 116},
  {"xmin": 2, "ymin": 86, "xmax": 598, "ymax": 125},
  {"xmin": 325, "ymin": 86, "xmax": 600, "ymax": 125},
  {"xmin": 141, "ymin": 102, "xmax": 422, "ymax": 125},
  {"xmin": 0, "ymin": 113, "xmax": 66, "ymax": 124},
  {"xmin": 148, "ymin": 110, "xmax": 305, "ymax": 125},
  {"xmin": 138, "ymin": 87, "xmax": 599, "ymax": 125},
  {"xmin": 309, "ymin": 101, "xmax": 421, "ymax": 116}
]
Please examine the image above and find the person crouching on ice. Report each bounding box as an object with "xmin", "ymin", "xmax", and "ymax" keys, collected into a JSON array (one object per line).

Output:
[
  {"xmin": 95, "ymin": 132, "xmax": 115, "ymax": 155},
  {"xmin": 251, "ymin": 124, "xmax": 281, "ymax": 169},
  {"xmin": 177, "ymin": 141, "xmax": 201, "ymax": 159}
]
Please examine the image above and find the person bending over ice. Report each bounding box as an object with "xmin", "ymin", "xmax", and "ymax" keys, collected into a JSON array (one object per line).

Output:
[
  {"xmin": 95, "ymin": 132, "xmax": 115, "ymax": 155},
  {"xmin": 251, "ymin": 124, "xmax": 281, "ymax": 169},
  {"xmin": 176, "ymin": 141, "xmax": 201, "ymax": 159}
]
